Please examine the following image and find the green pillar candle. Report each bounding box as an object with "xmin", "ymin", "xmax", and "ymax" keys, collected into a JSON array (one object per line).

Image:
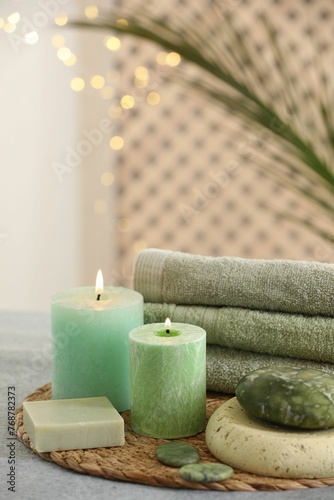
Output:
[
  {"xmin": 129, "ymin": 321, "xmax": 206, "ymax": 438},
  {"xmin": 51, "ymin": 277, "xmax": 143, "ymax": 412}
]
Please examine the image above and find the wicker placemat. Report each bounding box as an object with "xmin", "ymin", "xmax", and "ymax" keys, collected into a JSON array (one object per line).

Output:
[{"xmin": 15, "ymin": 383, "xmax": 334, "ymax": 492}]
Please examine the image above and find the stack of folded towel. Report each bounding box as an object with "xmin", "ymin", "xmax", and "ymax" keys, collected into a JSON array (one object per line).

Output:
[{"xmin": 133, "ymin": 248, "xmax": 334, "ymax": 393}]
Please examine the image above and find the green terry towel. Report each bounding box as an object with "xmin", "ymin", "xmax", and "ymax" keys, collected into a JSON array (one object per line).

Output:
[
  {"xmin": 134, "ymin": 249, "xmax": 334, "ymax": 316},
  {"xmin": 143, "ymin": 303, "xmax": 334, "ymax": 363},
  {"xmin": 207, "ymin": 345, "xmax": 334, "ymax": 394}
]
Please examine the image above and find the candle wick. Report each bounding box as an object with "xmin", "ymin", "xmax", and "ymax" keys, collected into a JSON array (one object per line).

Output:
[
  {"xmin": 166, "ymin": 329, "xmax": 170, "ymax": 334},
  {"xmin": 97, "ymin": 294, "xmax": 101, "ymax": 301}
]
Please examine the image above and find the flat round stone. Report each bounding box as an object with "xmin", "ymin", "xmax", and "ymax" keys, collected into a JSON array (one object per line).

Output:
[
  {"xmin": 236, "ymin": 366, "xmax": 334, "ymax": 429},
  {"xmin": 206, "ymin": 397, "xmax": 334, "ymax": 478},
  {"xmin": 155, "ymin": 442, "xmax": 200, "ymax": 467},
  {"xmin": 179, "ymin": 463, "xmax": 233, "ymax": 483}
]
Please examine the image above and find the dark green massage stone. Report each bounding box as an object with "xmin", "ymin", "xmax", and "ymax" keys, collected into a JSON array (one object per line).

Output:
[
  {"xmin": 236, "ymin": 366, "xmax": 334, "ymax": 429},
  {"xmin": 155, "ymin": 442, "xmax": 200, "ymax": 467},
  {"xmin": 179, "ymin": 463, "xmax": 233, "ymax": 483}
]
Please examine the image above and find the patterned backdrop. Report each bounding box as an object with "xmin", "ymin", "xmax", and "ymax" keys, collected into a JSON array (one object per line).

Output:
[{"xmin": 106, "ymin": 0, "xmax": 334, "ymax": 285}]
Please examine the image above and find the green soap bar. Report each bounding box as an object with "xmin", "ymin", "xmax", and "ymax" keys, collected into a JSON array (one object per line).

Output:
[
  {"xmin": 179, "ymin": 463, "xmax": 233, "ymax": 483},
  {"xmin": 156, "ymin": 442, "xmax": 200, "ymax": 467},
  {"xmin": 236, "ymin": 366, "xmax": 334, "ymax": 429}
]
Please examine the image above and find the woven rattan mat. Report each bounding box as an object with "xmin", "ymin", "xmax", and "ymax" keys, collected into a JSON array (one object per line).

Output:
[{"xmin": 15, "ymin": 383, "xmax": 334, "ymax": 492}]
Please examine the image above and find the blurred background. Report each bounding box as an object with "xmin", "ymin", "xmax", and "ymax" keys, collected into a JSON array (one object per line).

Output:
[{"xmin": 1, "ymin": 0, "xmax": 334, "ymax": 311}]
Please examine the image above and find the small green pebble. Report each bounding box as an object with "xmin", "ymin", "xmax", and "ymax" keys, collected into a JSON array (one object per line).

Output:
[
  {"xmin": 179, "ymin": 463, "xmax": 233, "ymax": 483},
  {"xmin": 155, "ymin": 442, "xmax": 200, "ymax": 467}
]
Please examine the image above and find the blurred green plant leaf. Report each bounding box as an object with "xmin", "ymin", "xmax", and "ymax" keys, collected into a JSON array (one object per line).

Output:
[{"xmin": 72, "ymin": 5, "xmax": 334, "ymax": 245}]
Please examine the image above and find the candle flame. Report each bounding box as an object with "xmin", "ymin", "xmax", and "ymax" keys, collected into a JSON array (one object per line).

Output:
[
  {"xmin": 165, "ymin": 317, "xmax": 171, "ymax": 329},
  {"xmin": 95, "ymin": 269, "xmax": 104, "ymax": 295}
]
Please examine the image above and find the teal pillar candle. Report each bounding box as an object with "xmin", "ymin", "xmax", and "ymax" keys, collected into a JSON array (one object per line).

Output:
[
  {"xmin": 51, "ymin": 286, "xmax": 143, "ymax": 412},
  {"xmin": 129, "ymin": 322, "xmax": 206, "ymax": 438}
]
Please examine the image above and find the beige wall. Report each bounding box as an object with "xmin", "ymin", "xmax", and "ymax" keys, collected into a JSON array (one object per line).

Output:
[{"xmin": 0, "ymin": 0, "xmax": 115, "ymax": 311}]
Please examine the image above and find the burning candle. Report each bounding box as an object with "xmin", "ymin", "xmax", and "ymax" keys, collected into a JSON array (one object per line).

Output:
[
  {"xmin": 129, "ymin": 319, "xmax": 206, "ymax": 438},
  {"xmin": 51, "ymin": 270, "xmax": 143, "ymax": 412}
]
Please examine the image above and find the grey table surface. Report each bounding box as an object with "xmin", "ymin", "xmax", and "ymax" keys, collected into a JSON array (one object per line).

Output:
[{"xmin": 1, "ymin": 310, "xmax": 334, "ymax": 500}]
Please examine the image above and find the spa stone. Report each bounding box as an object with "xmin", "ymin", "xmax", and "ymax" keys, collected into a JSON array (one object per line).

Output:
[
  {"xmin": 156, "ymin": 442, "xmax": 200, "ymax": 467},
  {"xmin": 179, "ymin": 463, "xmax": 233, "ymax": 483},
  {"xmin": 236, "ymin": 366, "xmax": 334, "ymax": 429}
]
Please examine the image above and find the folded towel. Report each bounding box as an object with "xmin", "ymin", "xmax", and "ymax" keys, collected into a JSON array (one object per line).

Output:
[
  {"xmin": 144, "ymin": 303, "xmax": 334, "ymax": 363},
  {"xmin": 134, "ymin": 249, "xmax": 334, "ymax": 316},
  {"xmin": 206, "ymin": 345, "xmax": 334, "ymax": 393}
]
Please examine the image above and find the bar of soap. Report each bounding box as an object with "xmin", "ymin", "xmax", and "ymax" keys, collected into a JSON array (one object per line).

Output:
[
  {"xmin": 206, "ymin": 397, "xmax": 334, "ymax": 478},
  {"xmin": 23, "ymin": 397, "xmax": 125, "ymax": 453}
]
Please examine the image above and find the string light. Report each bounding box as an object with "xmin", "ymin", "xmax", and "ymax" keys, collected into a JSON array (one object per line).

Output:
[
  {"xmin": 135, "ymin": 77, "xmax": 148, "ymax": 88},
  {"xmin": 156, "ymin": 51, "xmax": 168, "ymax": 65},
  {"xmin": 109, "ymin": 136, "xmax": 124, "ymax": 150},
  {"xmin": 54, "ymin": 13, "xmax": 68, "ymax": 26},
  {"xmin": 85, "ymin": 5, "xmax": 99, "ymax": 20},
  {"xmin": 63, "ymin": 53, "xmax": 77, "ymax": 66},
  {"xmin": 120, "ymin": 95, "xmax": 135, "ymax": 109},
  {"xmin": 134, "ymin": 66, "xmax": 149, "ymax": 88},
  {"xmin": 70, "ymin": 77, "xmax": 85, "ymax": 92},
  {"xmin": 166, "ymin": 52, "xmax": 181, "ymax": 66},
  {"xmin": 147, "ymin": 91, "xmax": 161, "ymax": 105},
  {"xmin": 3, "ymin": 23, "xmax": 16, "ymax": 33},
  {"xmin": 57, "ymin": 47, "xmax": 72, "ymax": 61},
  {"xmin": 135, "ymin": 66, "xmax": 148, "ymax": 78},
  {"xmin": 156, "ymin": 51, "xmax": 181, "ymax": 66},
  {"xmin": 117, "ymin": 18, "xmax": 128, "ymax": 27},
  {"xmin": 53, "ymin": 38, "xmax": 76, "ymax": 65},
  {"xmin": 108, "ymin": 105, "xmax": 122, "ymax": 118},
  {"xmin": 52, "ymin": 34, "xmax": 65, "ymax": 48},
  {"xmin": 25, "ymin": 31, "xmax": 39, "ymax": 45},
  {"xmin": 117, "ymin": 218, "xmax": 132, "ymax": 232},
  {"xmin": 7, "ymin": 12, "xmax": 20, "ymax": 24},
  {"xmin": 90, "ymin": 75, "xmax": 105, "ymax": 89},
  {"xmin": 101, "ymin": 172, "xmax": 115, "ymax": 186},
  {"xmin": 104, "ymin": 36, "xmax": 121, "ymax": 51},
  {"xmin": 133, "ymin": 239, "xmax": 148, "ymax": 253}
]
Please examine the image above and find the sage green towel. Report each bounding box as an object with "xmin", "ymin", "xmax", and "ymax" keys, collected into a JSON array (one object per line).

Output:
[
  {"xmin": 206, "ymin": 345, "xmax": 334, "ymax": 394},
  {"xmin": 144, "ymin": 303, "xmax": 334, "ymax": 363},
  {"xmin": 134, "ymin": 249, "xmax": 334, "ymax": 316}
]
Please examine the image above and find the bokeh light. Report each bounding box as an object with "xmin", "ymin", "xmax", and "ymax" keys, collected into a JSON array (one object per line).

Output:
[
  {"xmin": 101, "ymin": 172, "xmax": 115, "ymax": 186},
  {"xmin": 147, "ymin": 91, "xmax": 161, "ymax": 105},
  {"xmin": 133, "ymin": 239, "xmax": 148, "ymax": 253},
  {"xmin": 166, "ymin": 52, "xmax": 181, "ymax": 66},
  {"xmin": 121, "ymin": 95, "xmax": 135, "ymax": 109},
  {"xmin": 90, "ymin": 75, "xmax": 105, "ymax": 89},
  {"xmin": 85, "ymin": 5, "xmax": 99, "ymax": 20},
  {"xmin": 109, "ymin": 136, "xmax": 124, "ymax": 150},
  {"xmin": 117, "ymin": 218, "xmax": 132, "ymax": 232},
  {"xmin": 7, "ymin": 12, "xmax": 20, "ymax": 24},
  {"xmin": 54, "ymin": 13, "xmax": 68, "ymax": 26},
  {"xmin": 52, "ymin": 34, "xmax": 65, "ymax": 48},
  {"xmin": 104, "ymin": 36, "xmax": 121, "ymax": 51},
  {"xmin": 57, "ymin": 47, "xmax": 72, "ymax": 61},
  {"xmin": 63, "ymin": 54, "xmax": 77, "ymax": 66},
  {"xmin": 25, "ymin": 31, "xmax": 39, "ymax": 45},
  {"xmin": 70, "ymin": 77, "xmax": 85, "ymax": 92}
]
